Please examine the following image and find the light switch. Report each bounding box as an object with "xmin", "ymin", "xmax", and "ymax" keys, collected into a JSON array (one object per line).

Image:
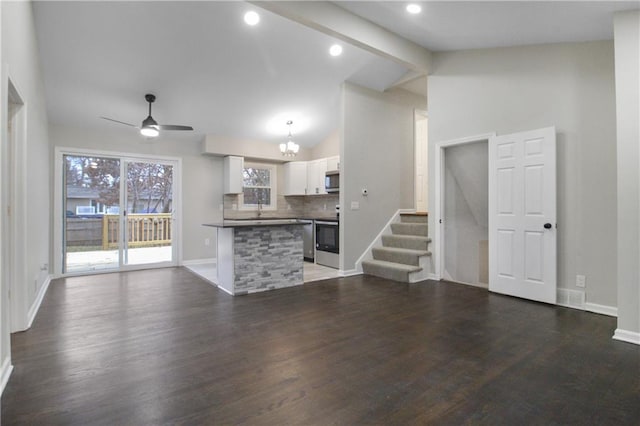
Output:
[{"xmin": 351, "ymin": 201, "xmax": 359, "ymax": 210}]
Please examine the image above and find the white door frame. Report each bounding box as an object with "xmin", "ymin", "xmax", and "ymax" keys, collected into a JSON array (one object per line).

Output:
[
  {"xmin": 433, "ymin": 132, "xmax": 496, "ymax": 280},
  {"xmin": 53, "ymin": 147, "xmax": 183, "ymax": 277},
  {"xmin": 2, "ymin": 76, "xmax": 28, "ymax": 332},
  {"xmin": 414, "ymin": 109, "xmax": 428, "ymax": 212}
]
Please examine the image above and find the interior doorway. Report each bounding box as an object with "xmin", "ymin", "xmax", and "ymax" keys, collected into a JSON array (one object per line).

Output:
[
  {"xmin": 442, "ymin": 141, "xmax": 489, "ymax": 287},
  {"xmin": 2, "ymin": 79, "xmax": 27, "ymax": 332},
  {"xmin": 433, "ymin": 132, "xmax": 495, "ymax": 283},
  {"xmin": 414, "ymin": 110, "xmax": 428, "ymax": 213}
]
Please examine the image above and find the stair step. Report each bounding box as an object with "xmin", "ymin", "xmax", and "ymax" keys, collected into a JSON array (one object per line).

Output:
[
  {"xmin": 400, "ymin": 213, "xmax": 428, "ymax": 223},
  {"xmin": 372, "ymin": 247, "xmax": 431, "ymax": 266},
  {"xmin": 382, "ymin": 235, "xmax": 431, "ymax": 251},
  {"xmin": 362, "ymin": 259, "xmax": 422, "ymax": 283},
  {"xmin": 391, "ymin": 222, "xmax": 428, "ymax": 237}
]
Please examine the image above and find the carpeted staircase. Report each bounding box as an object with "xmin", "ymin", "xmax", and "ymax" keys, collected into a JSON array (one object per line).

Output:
[{"xmin": 362, "ymin": 213, "xmax": 431, "ymax": 283}]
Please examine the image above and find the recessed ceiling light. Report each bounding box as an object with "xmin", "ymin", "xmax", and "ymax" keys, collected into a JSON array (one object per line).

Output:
[
  {"xmin": 329, "ymin": 44, "xmax": 343, "ymax": 57},
  {"xmin": 244, "ymin": 11, "xmax": 260, "ymax": 26},
  {"xmin": 406, "ymin": 4, "xmax": 422, "ymax": 14}
]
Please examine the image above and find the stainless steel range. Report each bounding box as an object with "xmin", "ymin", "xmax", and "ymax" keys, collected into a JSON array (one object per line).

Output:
[{"xmin": 315, "ymin": 220, "xmax": 338, "ymax": 269}]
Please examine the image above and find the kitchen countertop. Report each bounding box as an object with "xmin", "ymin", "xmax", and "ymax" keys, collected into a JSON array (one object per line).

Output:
[{"xmin": 202, "ymin": 218, "xmax": 312, "ymax": 228}]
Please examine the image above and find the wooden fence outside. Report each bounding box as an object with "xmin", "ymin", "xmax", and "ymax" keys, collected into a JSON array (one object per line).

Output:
[
  {"xmin": 65, "ymin": 214, "xmax": 172, "ymax": 249},
  {"xmin": 102, "ymin": 214, "xmax": 172, "ymax": 249}
]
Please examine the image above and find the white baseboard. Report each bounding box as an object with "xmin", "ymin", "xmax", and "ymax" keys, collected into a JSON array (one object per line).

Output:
[
  {"xmin": 214, "ymin": 283, "xmax": 234, "ymax": 296},
  {"xmin": 27, "ymin": 274, "xmax": 52, "ymax": 329},
  {"xmin": 585, "ymin": 302, "xmax": 618, "ymax": 317},
  {"xmin": 0, "ymin": 356, "xmax": 13, "ymax": 396},
  {"xmin": 339, "ymin": 269, "xmax": 361, "ymax": 277},
  {"xmin": 556, "ymin": 288, "xmax": 585, "ymax": 310},
  {"xmin": 427, "ymin": 273, "xmax": 440, "ymax": 280},
  {"xmin": 613, "ymin": 329, "xmax": 640, "ymax": 345},
  {"xmin": 181, "ymin": 258, "xmax": 216, "ymax": 266}
]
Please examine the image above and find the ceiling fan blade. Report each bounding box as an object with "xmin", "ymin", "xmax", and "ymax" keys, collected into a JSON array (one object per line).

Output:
[
  {"xmin": 100, "ymin": 116, "xmax": 137, "ymax": 127},
  {"xmin": 158, "ymin": 124, "xmax": 194, "ymax": 131}
]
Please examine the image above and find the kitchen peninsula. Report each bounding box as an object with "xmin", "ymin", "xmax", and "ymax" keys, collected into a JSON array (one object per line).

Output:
[{"xmin": 203, "ymin": 219, "xmax": 309, "ymax": 295}]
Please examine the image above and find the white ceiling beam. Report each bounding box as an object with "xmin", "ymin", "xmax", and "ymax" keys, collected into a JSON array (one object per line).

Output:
[
  {"xmin": 251, "ymin": 1, "xmax": 432, "ymax": 74},
  {"xmin": 387, "ymin": 70, "xmax": 427, "ymax": 91}
]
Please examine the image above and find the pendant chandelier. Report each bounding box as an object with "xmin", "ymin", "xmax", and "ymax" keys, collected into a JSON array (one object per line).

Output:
[{"xmin": 280, "ymin": 120, "xmax": 299, "ymax": 157}]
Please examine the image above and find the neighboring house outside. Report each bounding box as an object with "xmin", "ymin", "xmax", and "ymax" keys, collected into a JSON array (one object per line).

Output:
[{"xmin": 65, "ymin": 186, "xmax": 172, "ymax": 216}]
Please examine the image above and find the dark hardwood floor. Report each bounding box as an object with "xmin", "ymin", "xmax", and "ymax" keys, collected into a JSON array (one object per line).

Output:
[{"xmin": 2, "ymin": 268, "xmax": 639, "ymax": 425}]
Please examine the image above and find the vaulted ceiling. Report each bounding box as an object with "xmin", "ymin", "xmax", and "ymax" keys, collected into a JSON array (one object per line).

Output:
[{"xmin": 32, "ymin": 1, "xmax": 638, "ymax": 147}]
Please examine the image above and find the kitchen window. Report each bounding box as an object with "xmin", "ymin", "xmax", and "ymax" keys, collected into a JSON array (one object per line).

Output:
[{"xmin": 241, "ymin": 162, "xmax": 277, "ymax": 210}]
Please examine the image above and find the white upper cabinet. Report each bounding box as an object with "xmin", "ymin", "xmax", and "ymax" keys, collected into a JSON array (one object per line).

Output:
[
  {"xmin": 224, "ymin": 156, "xmax": 244, "ymax": 194},
  {"xmin": 306, "ymin": 160, "xmax": 319, "ymax": 195},
  {"xmin": 283, "ymin": 156, "xmax": 338, "ymax": 196},
  {"xmin": 283, "ymin": 161, "xmax": 308, "ymax": 195},
  {"xmin": 307, "ymin": 158, "xmax": 328, "ymax": 195},
  {"xmin": 326, "ymin": 155, "xmax": 340, "ymax": 172}
]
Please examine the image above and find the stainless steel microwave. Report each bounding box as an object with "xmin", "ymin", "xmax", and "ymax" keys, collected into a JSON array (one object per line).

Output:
[{"xmin": 325, "ymin": 170, "xmax": 339, "ymax": 193}]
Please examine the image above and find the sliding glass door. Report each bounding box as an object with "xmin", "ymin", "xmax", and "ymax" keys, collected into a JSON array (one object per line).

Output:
[
  {"xmin": 123, "ymin": 160, "xmax": 174, "ymax": 266},
  {"xmin": 63, "ymin": 155, "xmax": 121, "ymax": 273},
  {"xmin": 62, "ymin": 153, "xmax": 177, "ymax": 274}
]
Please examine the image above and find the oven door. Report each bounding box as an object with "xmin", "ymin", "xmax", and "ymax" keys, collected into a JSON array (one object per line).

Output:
[{"xmin": 315, "ymin": 221, "xmax": 339, "ymax": 254}]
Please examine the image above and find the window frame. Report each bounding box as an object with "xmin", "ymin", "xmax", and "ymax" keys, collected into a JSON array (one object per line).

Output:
[{"xmin": 239, "ymin": 162, "xmax": 277, "ymax": 211}]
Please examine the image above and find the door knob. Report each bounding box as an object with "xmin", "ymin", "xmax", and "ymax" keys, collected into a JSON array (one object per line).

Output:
[{"xmin": 544, "ymin": 223, "xmax": 552, "ymax": 229}]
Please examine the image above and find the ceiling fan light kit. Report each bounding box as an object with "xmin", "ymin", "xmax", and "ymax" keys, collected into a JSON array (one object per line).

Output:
[
  {"xmin": 140, "ymin": 125, "xmax": 159, "ymax": 138},
  {"xmin": 101, "ymin": 93, "xmax": 193, "ymax": 138}
]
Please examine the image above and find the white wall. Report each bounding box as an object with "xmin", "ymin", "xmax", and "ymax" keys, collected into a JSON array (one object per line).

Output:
[
  {"xmin": 1, "ymin": 0, "xmax": 51, "ymax": 385},
  {"xmin": 203, "ymin": 134, "xmax": 312, "ymax": 162},
  {"xmin": 613, "ymin": 10, "xmax": 640, "ymax": 337},
  {"xmin": 49, "ymin": 125, "xmax": 222, "ymax": 265},
  {"xmin": 341, "ymin": 82, "xmax": 427, "ymax": 271},
  {"xmin": 311, "ymin": 129, "xmax": 339, "ymax": 159},
  {"xmin": 428, "ymin": 41, "xmax": 617, "ymax": 308}
]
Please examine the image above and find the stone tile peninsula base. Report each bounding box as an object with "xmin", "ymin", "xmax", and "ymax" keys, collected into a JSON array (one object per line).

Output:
[{"xmin": 204, "ymin": 220, "xmax": 307, "ymax": 295}]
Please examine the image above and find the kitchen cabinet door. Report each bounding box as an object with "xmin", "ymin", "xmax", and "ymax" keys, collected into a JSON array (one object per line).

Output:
[
  {"xmin": 307, "ymin": 159, "xmax": 327, "ymax": 195},
  {"xmin": 315, "ymin": 158, "xmax": 328, "ymax": 195},
  {"xmin": 306, "ymin": 160, "xmax": 319, "ymax": 195},
  {"xmin": 327, "ymin": 156, "xmax": 340, "ymax": 172},
  {"xmin": 224, "ymin": 156, "xmax": 244, "ymax": 194},
  {"xmin": 283, "ymin": 161, "xmax": 308, "ymax": 195}
]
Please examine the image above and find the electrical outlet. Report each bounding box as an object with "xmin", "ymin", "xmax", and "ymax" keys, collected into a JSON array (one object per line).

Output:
[
  {"xmin": 232, "ymin": 203, "xmax": 238, "ymax": 210},
  {"xmin": 351, "ymin": 201, "xmax": 360, "ymax": 210},
  {"xmin": 576, "ymin": 275, "xmax": 586, "ymax": 288},
  {"xmin": 205, "ymin": 238, "xmax": 210, "ymax": 246}
]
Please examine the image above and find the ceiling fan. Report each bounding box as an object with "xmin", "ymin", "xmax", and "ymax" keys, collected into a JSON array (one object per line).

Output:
[{"xmin": 100, "ymin": 94, "xmax": 193, "ymax": 138}]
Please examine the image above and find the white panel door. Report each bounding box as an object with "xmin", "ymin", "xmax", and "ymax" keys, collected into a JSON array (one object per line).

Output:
[{"xmin": 489, "ymin": 127, "xmax": 556, "ymax": 304}]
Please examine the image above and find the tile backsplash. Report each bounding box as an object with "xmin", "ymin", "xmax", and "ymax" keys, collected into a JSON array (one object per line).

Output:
[{"xmin": 224, "ymin": 193, "xmax": 338, "ymax": 220}]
